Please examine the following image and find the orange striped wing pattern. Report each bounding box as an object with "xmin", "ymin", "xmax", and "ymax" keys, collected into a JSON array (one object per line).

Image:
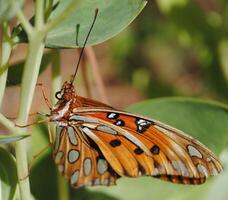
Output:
[{"xmin": 51, "ymin": 82, "xmax": 223, "ymax": 188}]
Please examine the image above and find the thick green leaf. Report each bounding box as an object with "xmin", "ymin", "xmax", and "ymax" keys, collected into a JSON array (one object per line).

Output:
[
  {"xmin": 0, "ymin": 0, "xmax": 24, "ymax": 23},
  {"xmin": 0, "ymin": 134, "xmax": 29, "ymax": 144},
  {"xmin": 29, "ymin": 124, "xmax": 58, "ymax": 200},
  {"xmin": 6, "ymin": 51, "xmax": 52, "ymax": 86},
  {"xmin": 16, "ymin": 0, "xmax": 147, "ymax": 48},
  {"xmin": 0, "ymin": 147, "xmax": 18, "ymax": 200},
  {"xmin": 89, "ymin": 97, "xmax": 228, "ymax": 200}
]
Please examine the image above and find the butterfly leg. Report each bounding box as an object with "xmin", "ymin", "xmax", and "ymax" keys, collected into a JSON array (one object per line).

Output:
[
  {"xmin": 15, "ymin": 118, "xmax": 49, "ymax": 128},
  {"xmin": 36, "ymin": 83, "xmax": 52, "ymax": 110},
  {"xmin": 5, "ymin": 112, "xmax": 38, "ymax": 120}
]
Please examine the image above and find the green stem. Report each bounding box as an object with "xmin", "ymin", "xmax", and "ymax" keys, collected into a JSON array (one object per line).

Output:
[
  {"xmin": 12, "ymin": 1, "xmax": 33, "ymax": 35},
  {"xmin": 0, "ymin": 113, "xmax": 16, "ymax": 132},
  {"xmin": 58, "ymin": 176, "xmax": 70, "ymax": 200},
  {"xmin": 15, "ymin": 34, "xmax": 45, "ymax": 200},
  {"xmin": 51, "ymin": 50, "xmax": 61, "ymax": 105},
  {"xmin": 0, "ymin": 22, "xmax": 12, "ymax": 107},
  {"xmin": 35, "ymin": 0, "xmax": 44, "ymax": 29}
]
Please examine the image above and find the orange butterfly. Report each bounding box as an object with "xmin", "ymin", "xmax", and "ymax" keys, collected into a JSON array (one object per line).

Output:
[
  {"xmin": 46, "ymin": 9, "xmax": 222, "ymax": 188},
  {"xmin": 49, "ymin": 81, "xmax": 223, "ymax": 188}
]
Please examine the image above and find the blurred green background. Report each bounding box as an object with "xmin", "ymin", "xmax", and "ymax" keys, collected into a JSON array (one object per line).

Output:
[{"xmin": 108, "ymin": 0, "xmax": 228, "ymax": 102}]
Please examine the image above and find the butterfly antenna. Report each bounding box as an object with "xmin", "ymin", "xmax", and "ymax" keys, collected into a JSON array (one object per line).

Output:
[{"xmin": 70, "ymin": 8, "xmax": 99, "ymax": 85}]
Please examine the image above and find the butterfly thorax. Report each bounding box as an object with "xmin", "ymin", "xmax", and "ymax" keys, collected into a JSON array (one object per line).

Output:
[{"xmin": 50, "ymin": 81, "xmax": 81, "ymax": 123}]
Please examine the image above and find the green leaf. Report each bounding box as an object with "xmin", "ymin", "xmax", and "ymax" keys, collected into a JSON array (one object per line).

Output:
[
  {"xmin": 0, "ymin": 147, "xmax": 18, "ymax": 200},
  {"xmin": 5, "ymin": 51, "xmax": 52, "ymax": 86},
  {"xmin": 0, "ymin": 0, "xmax": 24, "ymax": 23},
  {"xmin": 0, "ymin": 134, "xmax": 29, "ymax": 144},
  {"xmin": 16, "ymin": 0, "xmax": 147, "ymax": 48},
  {"xmin": 30, "ymin": 153, "xmax": 59, "ymax": 200},
  {"xmin": 89, "ymin": 97, "xmax": 228, "ymax": 200},
  {"xmin": 29, "ymin": 124, "xmax": 59, "ymax": 200}
]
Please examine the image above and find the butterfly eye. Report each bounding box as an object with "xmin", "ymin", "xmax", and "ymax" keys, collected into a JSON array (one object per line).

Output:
[{"xmin": 55, "ymin": 91, "xmax": 63, "ymax": 100}]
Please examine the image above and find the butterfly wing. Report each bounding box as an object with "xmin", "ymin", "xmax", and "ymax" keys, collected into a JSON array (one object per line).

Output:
[
  {"xmin": 53, "ymin": 125, "xmax": 118, "ymax": 188},
  {"xmin": 69, "ymin": 107, "xmax": 223, "ymax": 185}
]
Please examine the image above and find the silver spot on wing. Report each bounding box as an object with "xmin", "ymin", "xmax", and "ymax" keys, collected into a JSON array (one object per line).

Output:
[
  {"xmin": 68, "ymin": 127, "xmax": 78, "ymax": 145},
  {"xmin": 69, "ymin": 115, "xmax": 99, "ymax": 123},
  {"xmin": 70, "ymin": 170, "xmax": 80, "ymax": 185},
  {"xmin": 97, "ymin": 159, "xmax": 108, "ymax": 174},
  {"xmin": 84, "ymin": 158, "xmax": 92, "ymax": 176},
  {"xmin": 187, "ymin": 145, "xmax": 203, "ymax": 158},
  {"xmin": 197, "ymin": 164, "xmax": 208, "ymax": 177},
  {"xmin": 58, "ymin": 165, "xmax": 64, "ymax": 173},
  {"xmin": 55, "ymin": 151, "xmax": 63, "ymax": 163},
  {"xmin": 97, "ymin": 125, "xmax": 117, "ymax": 134},
  {"xmin": 68, "ymin": 150, "xmax": 79, "ymax": 163}
]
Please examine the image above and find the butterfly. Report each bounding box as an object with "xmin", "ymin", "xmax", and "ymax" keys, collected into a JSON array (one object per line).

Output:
[{"xmin": 48, "ymin": 81, "xmax": 223, "ymax": 188}]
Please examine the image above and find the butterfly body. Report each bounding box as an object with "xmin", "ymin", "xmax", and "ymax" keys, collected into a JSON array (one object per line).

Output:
[{"xmin": 50, "ymin": 81, "xmax": 223, "ymax": 188}]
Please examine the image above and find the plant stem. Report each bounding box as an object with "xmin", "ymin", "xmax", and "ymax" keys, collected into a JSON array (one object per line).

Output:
[
  {"xmin": 15, "ymin": 34, "xmax": 45, "ymax": 200},
  {"xmin": 35, "ymin": 0, "xmax": 44, "ymax": 29},
  {"xmin": 84, "ymin": 47, "xmax": 109, "ymax": 103},
  {"xmin": 51, "ymin": 50, "xmax": 61, "ymax": 105},
  {"xmin": 0, "ymin": 22, "xmax": 12, "ymax": 108},
  {"xmin": 0, "ymin": 113, "xmax": 16, "ymax": 132},
  {"xmin": 13, "ymin": 2, "xmax": 33, "ymax": 35}
]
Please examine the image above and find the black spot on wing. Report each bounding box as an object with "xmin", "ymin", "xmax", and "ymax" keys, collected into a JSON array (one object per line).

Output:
[
  {"xmin": 134, "ymin": 147, "xmax": 144, "ymax": 155},
  {"xmin": 150, "ymin": 145, "xmax": 160, "ymax": 155},
  {"xmin": 109, "ymin": 139, "xmax": 121, "ymax": 147}
]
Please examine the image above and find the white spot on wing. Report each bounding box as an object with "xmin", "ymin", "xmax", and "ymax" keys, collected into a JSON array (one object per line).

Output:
[
  {"xmin": 68, "ymin": 150, "xmax": 79, "ymax": 163},
  {"xmin": 69, "ymin": 115, "xmax": 99, "ymax": 123},
  {"xmin": 58, "ymin": 165, "xmax": 64, "ymax": 173},
  {"xmin": 97, "ymin": 125, "xmax": 117, "ymax": 134},
  {"xmin": 107, "ymin": 113, "xmax": 118, "ymax": 119},
  {"xmin": 97, "ymin": 159, "xmax": 108, "ymax": 174},
  {"xmin": 197, "ymin": 164, "xmax": 208, "ymax": 177},
  {"xmin": 84, "ymin": 158, "xmax": 92, "ymax": 176},
  {"xmin": 70, "ymin": 170, "xmax": 80, "ymax": 185},
  {"xmin": 68, "ymin": 127, "xmax": 78, "ymax": 145},
  {"xmin": 211, "ymin": 168, "xmax": 218, "ymax": 176},
  {"xmin": 55, "ymin": 151, "xmax": 63, "ymax": 163},
  {"xmin": 187, "ymin": 145, "xmax": 203, "ymax": 158}
]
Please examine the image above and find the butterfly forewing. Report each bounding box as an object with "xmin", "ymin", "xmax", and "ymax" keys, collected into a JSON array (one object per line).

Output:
[{"xmin": 69, "ymin": 106, "xmax": 223, "ymax": 184}]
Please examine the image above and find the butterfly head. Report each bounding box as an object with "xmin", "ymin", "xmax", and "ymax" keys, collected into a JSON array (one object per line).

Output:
[{"xmin": 55, "ymin": 81, "xmax": 76, "ymax": 102}]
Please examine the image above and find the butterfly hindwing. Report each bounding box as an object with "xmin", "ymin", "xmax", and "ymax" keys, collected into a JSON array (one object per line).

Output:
[
  {"xmin": 53, "ymin": 125, "xmax": 117, "ymax": 188},
  {"xmin": 70, "ymin": 107, "xmax": 223, "ymax": 184}
]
